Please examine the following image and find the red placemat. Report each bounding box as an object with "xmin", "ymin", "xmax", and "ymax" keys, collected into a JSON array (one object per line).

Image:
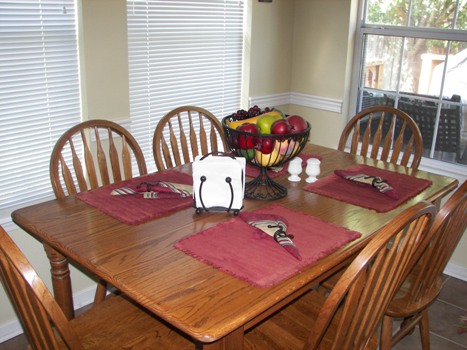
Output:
[
  {"xmin": 304, "ymin": 164, "xmax": 432, "ymax": 213},
  {"xmin": 77, "ymin": 171, "xmax": 193, "ymax": 225},
  {"xmin": 245, "ymin": 153, "xmax": 322, "ymax": 178},
  {"xmin": 175, "ymin": 204, "xmax": 361, "ymax": 288}
]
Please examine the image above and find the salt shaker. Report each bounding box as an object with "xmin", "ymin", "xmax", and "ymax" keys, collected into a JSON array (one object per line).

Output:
[
  {"xmin": 305, "ymin": 158, "xmax": 321, "ymax": 183},
  {"xmin": 287, "ymin": 157, "xmax": 302, "ymax": 182}
]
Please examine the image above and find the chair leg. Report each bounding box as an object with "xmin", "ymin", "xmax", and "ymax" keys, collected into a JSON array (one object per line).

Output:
[
  {"xmin": 380, "ymin": 315, "xmax": 394, "ymax": 350},
  {"xmin": 93, "ymin": 280, "xmax": 108, "ymax": 305},
  {"xmin": 388, "ymin": 314, "xmax": 422, "ymax": 348},
  {"xmin": 419, "ymin": 308, "xmax": 431, "ymax": 350}
]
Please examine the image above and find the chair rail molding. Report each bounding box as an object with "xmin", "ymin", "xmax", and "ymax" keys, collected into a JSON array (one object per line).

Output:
[
  {"xmin": 249, "ymin": 92, "xmax": 343, "ymax": 113},
  {"xmin": 249, "ymin": 92, "xmax": 290, "ymax": 108}
]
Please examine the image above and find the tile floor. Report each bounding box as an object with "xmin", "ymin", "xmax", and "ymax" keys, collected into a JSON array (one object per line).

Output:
[
  {"xmin": 392, "ymin": 275, "xmax": 467, "ymax": 350},
  {"xmin": 1, "ymin": 275, "xmax": 466, "ymax": 349}
]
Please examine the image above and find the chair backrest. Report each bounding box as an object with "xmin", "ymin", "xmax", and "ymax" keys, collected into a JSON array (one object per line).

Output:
[
  {"xmin": 399, "ymin": 180, "xmax": 466, "ymax": 303},
  {"xmin": 50, "ymin": 119, "xmax": 147, "ymax": 198},
  {"xmin": 152, "ymin": 106, "xmax": 227, "ymax": 171},
  {"xmin": 306, "ymin": 201, "xmax": 436, "ymax": 349},
  {"xmin": 0, "ymin": 226, "xmax": 83, "ymax": 350},
  {"xmin": 338, "ymin": 106, "xmax": 423, "ymax": 170}
]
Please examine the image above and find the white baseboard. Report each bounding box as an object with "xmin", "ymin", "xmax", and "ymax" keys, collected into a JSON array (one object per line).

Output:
[
  {"xmin": 444, "ymin": 262, "xmax": 467, "ymax": 282},
  {"xmin": 0, "ymin": 320, "xmax": 23, "ymax": 345},
  {"xmin": 0, "ymin": 286, "xmax": 96, "ymax": 343}
]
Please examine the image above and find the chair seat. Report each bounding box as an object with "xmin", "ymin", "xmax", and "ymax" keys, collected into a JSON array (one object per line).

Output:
[
  {"xmin": 244, "ymin": 288, "xmax": 378, "ymax": 350},
  {"xmin": 60, "ymin": 295, "xmax": 194, "ymax": 349},
  {"xmin": 385, "ymin": 275, "xmax": 443, "ymax": 318},
  {"xmin": 0, "ymin": 225, "xmax": 195, "ymax": 350}
]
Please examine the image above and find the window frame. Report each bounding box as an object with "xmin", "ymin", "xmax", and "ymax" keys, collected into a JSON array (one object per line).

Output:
[{"xmin": 350, "ymin": 0, "xmax": 467, "ymax": 167}]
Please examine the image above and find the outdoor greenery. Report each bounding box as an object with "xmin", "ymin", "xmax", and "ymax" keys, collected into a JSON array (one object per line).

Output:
[{"xmin": 366, "ymin": 0, "xmax": 467, "ymax": 93}]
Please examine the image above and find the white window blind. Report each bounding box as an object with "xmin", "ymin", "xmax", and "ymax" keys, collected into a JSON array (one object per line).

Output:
[
  {"xmin": 127, "ymin": 0, "xmax": 244, "ymax": 172},
  {"xmin": 0, "ymin": 0, "xmax": 81, "ymax": 217}
]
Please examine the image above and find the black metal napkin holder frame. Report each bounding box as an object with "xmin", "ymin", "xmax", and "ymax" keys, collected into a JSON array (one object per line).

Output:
[{"xmin": 192, "ymin": 152, "xmax": 245, "ymax": 215}]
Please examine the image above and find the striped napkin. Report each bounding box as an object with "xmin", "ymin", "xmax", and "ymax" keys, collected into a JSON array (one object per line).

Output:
[
  {"xmin": 239, "ymin": 211, "xmax": 302, "ymax": 260},
  {"xmin": 334, "ymin": 169, "xmax": 399, "ymax": 200},
  {"xmin": 111, "ymin": 181, "xmax": 192, "ymax": 199}
]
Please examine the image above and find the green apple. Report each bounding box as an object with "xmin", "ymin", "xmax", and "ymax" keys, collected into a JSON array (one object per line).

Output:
[
  {"xmin": 256, "ymin": 113, "xmax": 283, "ymax": 134},
  {"xmin": 239, "ymin": 148, "xmax": 255, "ymax": 161}
]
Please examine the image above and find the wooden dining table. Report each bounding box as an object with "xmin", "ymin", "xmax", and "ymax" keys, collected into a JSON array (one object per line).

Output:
[{"xmin": 11, "ymin": 144, "xmax": 458, "ymax": 350}]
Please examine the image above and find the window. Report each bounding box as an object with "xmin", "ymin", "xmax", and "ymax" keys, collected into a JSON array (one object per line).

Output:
[
  {"xmin": 0, "ymin": 1, "xmax": 81, "ymax": 219},
  {"xmin": 127, "ymin": 0, "xmax": 244, "ymax": 172},
  {"xmin": 353, "ymin": 0, "xmax": 467, "ymax": 165}
]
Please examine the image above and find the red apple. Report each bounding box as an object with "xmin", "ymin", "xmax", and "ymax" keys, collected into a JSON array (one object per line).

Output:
[
  {"xmin": 271, "ymin": 119, "xmax": 291, "ymax": 135},
  {"xmin": 237, "ymin": 123, "xmax": 258, "ymax": 149},
  {"xmin": 256, "ymin": 113, "xmax": 282, "ymax": 134},
  {"xmin": 286, "ymin": 115, "xmax": 308, "ymax": 133},
  {"xmin": 259, "ymin": 137, "xmax": 274, "ymax": 154}
]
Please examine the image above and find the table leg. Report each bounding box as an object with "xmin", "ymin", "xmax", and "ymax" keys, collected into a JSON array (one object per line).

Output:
[{"xmin": 43, "ymin": 244, "xmax": 75, "ymax": 319}]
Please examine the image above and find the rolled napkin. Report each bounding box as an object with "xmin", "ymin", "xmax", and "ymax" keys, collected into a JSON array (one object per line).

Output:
[
  {"xmin": 239, "ymin": 212, "xmax": 302, "ymax": 260},
  {"xmin": 334, "ymin": 169, "xmax": 399, "ymax": 200},
  {"xmin": 111, "ymin": 180, "xmax": 192, "ymax": 199}
]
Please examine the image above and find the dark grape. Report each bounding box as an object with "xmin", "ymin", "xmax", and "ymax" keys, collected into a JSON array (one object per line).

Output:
[
  {"xmin": 247, "ymin": 105, "xmax": 262, "ymax": 117},
  {"xmin": 231, "ymin": 106, "xmax": 275, "ymax": 121},
  {"xmin": 236, "ymin": 109, "xmax": 248, "ymax": 120}
]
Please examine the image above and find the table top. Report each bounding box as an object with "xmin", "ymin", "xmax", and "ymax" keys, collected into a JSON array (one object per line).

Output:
[{"xmin": 11, "ymin": 144, "xmax": 458, "ymax": 346}]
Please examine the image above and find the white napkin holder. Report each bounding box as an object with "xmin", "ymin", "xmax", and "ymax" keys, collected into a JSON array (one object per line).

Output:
[{"xmin": 192, "ymin": 152, "xmax": 246, "ymax": 215}]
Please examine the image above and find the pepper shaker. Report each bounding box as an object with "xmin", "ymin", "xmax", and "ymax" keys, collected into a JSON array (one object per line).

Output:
[{"xmin": 305, "ymin": 158, "xmax": 321, "ymax": 183}]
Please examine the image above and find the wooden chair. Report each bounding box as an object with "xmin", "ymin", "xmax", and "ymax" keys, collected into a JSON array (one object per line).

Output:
[
  {"xmin": 0, "ymin": 226, "xmax": 194, "ymax": 350},
  {"xmin": 152, "ymin": 106, "xmax": 227, "ymax": 171},
  {"xmin": 380, "ymin": 180, "xmax": 467, "ymax": 350},
  {"xmin": 244, "ymin": 201, "xmax": 436, "ymax": 350},
  {"xmin": 50, "ymin": 119, "xmax": 147, "ymax": 198},
  {"xmin": 50, "ymin": 119, "xmax": 147, "ymax": 307},
  {"xmin": 339, "ymin": 106, "xmax": 423, "ymax": 170}
]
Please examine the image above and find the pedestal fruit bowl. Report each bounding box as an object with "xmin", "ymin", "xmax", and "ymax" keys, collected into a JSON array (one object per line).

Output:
[{"xmin": 222, "ymin": 106, "xmax": 311, "ymax": 200}]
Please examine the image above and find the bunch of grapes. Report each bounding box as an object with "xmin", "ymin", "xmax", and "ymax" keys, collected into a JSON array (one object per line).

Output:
[
  {"xmin": 232, "ymin": 109, "xmax": 249, "ymax": 120},
  {"xmin": 231, "ymin": 105, "xmax": 272, "ymax": 120}
]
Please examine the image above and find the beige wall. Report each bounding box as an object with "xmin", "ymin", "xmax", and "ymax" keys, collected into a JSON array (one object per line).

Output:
[
  {"xmin": 79, "ymin": 0, "xmax": 130, "ymax": 121},
  {"xmin": 249, "ymin": 1, "xmax": 294, "ymax": 97},
  {"xmin": 288, "ymin": 0, "xmax": 358, "ymax": 149},
  {"xmin": 1, "ymin": 0, "xmax": 466, "ymax": 340},
  {"xmin": 249, "ymin": 0, "xmax": 358, "ymax": 149}
]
